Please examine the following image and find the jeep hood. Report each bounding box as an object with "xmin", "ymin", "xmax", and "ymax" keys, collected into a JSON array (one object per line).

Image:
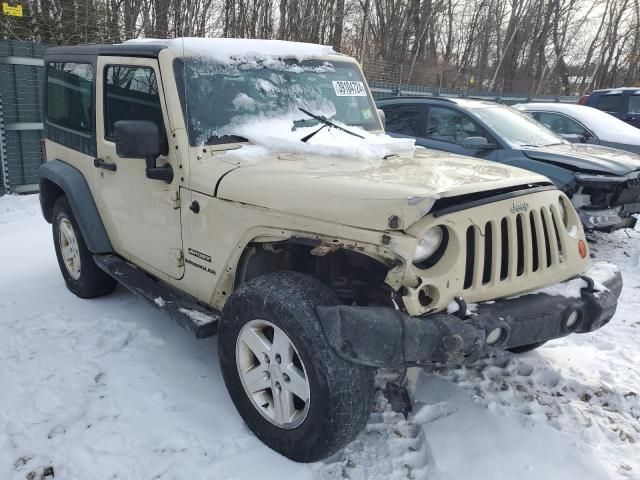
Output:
[
  {"xmin": 521, "ymin": 143, "xmax": 640, "ymax": 176},
  {"xmin": 214, "ymin": 148, "xmax": 549, "ymax": 231}
]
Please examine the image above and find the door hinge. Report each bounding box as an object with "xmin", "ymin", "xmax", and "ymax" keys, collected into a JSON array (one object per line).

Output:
[
  {"xmin": 165, "ymin": 190, "xmax": 180, "ymax": 209},
  {"xmin": 170, "ymin": 248, "xmax": 184, "ymax": 268}
]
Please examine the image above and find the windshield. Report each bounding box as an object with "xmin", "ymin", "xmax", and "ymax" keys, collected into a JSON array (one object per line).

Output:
[
  {"xmin": 471, "ymin": 104, "xmax": 566, "ymax": 148},
  {"xmin": 174, "ymin": 57, "xmax": 381, "ymax": 146}
]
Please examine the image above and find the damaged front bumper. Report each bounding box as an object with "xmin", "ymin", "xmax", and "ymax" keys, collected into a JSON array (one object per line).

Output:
[{"xmin": 316, "ymin": 263, "xmax": 622, "ymax": 368}]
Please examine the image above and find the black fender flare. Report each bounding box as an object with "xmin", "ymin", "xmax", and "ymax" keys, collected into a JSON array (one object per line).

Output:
[{"xmin": 39, "ymin": 160, "xmax": 113, "ymax": 254}]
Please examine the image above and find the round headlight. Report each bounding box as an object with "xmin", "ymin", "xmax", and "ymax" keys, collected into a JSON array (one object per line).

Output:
[{"xmin": 414, "ymin": 227, "xmax": 444, "ymax": 263}]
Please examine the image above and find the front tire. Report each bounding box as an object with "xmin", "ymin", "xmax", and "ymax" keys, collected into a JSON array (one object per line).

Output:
[
  {"xmin": 508, "ymin": 341, "xmax": 546, "ymax": 353},
  {"xmin": 218, "ymin": 271, "xmax": 375, "ymax": 462},
  {"xmin": 52, "ymin": 196, "xmax": 117, "ymax": 298}
]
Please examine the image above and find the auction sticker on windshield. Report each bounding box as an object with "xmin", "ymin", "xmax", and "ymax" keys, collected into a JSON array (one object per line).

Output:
[{"xmin": 333, "ymin": 80, "xmax": 367, "ymax": 97}]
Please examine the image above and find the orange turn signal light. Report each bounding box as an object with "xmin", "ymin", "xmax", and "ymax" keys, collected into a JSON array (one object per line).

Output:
[{"xmin": 578, "ymin": 239, "xmax": 588, "ymax": 259}]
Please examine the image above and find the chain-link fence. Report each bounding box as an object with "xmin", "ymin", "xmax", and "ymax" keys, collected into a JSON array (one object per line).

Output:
[{"xmin": 362, "ymin": 56, "xmax": 580, "ymax": 104}]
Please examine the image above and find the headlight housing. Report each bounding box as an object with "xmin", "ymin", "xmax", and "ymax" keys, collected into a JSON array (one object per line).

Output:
[{"xmin": 414, "ymin": 226, "xmax": 447, "ymax": 266}]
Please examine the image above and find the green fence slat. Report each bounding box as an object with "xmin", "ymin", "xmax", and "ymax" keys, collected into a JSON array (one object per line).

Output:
[{"xmin": 0, "ymin": 40, "xmax": 45, "ymax": 192}]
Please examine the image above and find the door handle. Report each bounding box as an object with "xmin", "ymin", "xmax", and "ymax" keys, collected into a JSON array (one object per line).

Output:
[{"xmin": 94, "ymin": 157, "xmax": 117, "ymax": 172}]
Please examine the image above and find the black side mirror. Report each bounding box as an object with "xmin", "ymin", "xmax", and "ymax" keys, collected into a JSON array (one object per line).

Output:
[
  {"xmin": 114, "ymin": 120, "xmax": 173, "ymax": 183},
  {"xmin": 461, "ymin": 136, "xmax": 496, "ymax": 150},
  {"xmin": 377, "ymin": 108, "xmax": 386, "ymax": 130},
  {"xmin": 581, "ymin": 131, "xmax": 593, "ymax": 143}
]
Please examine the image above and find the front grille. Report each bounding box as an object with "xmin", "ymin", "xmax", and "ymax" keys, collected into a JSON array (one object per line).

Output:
[{"xmin": 463, "ymin": 205, "xmax": 566, "ymax": 290}]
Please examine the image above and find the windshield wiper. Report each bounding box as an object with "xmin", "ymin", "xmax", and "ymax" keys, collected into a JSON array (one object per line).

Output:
[
  {"xmin": 298, "ymin": 107, "xmax": 365, "ymax": 143},
  {"xmin": 206, "ymin": 134, "xmax": 248, "ymax": 145}
]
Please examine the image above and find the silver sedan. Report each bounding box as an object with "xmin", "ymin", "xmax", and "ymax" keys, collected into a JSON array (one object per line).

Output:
[{"xmin": 514, "ymin": 103, "xmax": 640, "ymax": 155}]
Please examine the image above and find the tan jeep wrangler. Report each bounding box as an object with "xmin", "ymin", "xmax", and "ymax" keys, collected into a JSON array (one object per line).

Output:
[{"xmin": 39, "ymin": 38, "xmax": 622, "ymax": 462}]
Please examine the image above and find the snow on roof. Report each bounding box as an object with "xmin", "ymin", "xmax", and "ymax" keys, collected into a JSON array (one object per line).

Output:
[
  {"xmin": 124, "ymin": 37, "xmax": 337, "ymax": 62},
  {"xmin": 514, "ymin": 103, "xmax": 640, "ymax": 146}
]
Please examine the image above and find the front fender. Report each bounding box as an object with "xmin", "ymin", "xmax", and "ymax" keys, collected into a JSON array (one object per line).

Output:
[{"xmin": 39, "ymin": 160, "xmax": 113, "ymax": 254}]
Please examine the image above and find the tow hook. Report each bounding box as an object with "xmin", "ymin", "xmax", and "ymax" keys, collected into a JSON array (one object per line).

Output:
[
  {"xmin": 452, "ymin": 296, "xmax": 468, "ymax": 319},
  {"xmin": 383, "ymin": 381, "xmax": 412, "ymax": 418},
  {"xmin": 579, "ymin": 275, "xmax": 596, "ymax": 293}
]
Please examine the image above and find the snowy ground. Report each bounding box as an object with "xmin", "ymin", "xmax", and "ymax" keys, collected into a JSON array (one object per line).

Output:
[{"xmin": 1, "ymin": 193, "xmax": 639, "ymax": 480}]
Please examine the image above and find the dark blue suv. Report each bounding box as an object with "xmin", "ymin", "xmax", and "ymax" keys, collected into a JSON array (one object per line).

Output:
[
  {"xmin": 377, "ymin": 96, "xmax": 640, "ymax": 232},
  {"xmin": 580, "ymin": 87, "xmax": 640, "ymax": 128}
]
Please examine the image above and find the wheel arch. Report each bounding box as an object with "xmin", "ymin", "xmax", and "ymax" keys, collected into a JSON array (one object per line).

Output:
[
  {"xmin": 39, "ymin": 160, "xmax": 113, "ymax": 254},
  {"xmin": 230, "ymin": 235, "xmax": 402, "ymax": 309}
]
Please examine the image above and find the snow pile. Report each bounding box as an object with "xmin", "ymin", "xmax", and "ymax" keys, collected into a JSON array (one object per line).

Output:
[
  {"xmin": 523, "ymin": 277, "xmax": 587, "ymax": 299},
  {"xmin": 221, "ymin": 117, "xmax": 415, "ymax": 163},
  {"xmin": 312, "ymin": 371, "xmax": 444, "ymax": 480},
  {"xmin": 588, "ymin": 261, "xmax": 620, "ymax": 292},
  {"xmin": 125, "ymin": 37, "xmax": 336, "ymax": 63},
  {"xmin": 508, "ymin": 261, "xmax": 619, "ymax": 300}
]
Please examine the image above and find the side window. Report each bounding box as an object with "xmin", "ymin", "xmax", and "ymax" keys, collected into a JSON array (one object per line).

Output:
[
  {"xmin": 426, "ymin": 106, "xmax": 484, "ymax": 145},
  {"xmin": 382, "ymin": 105, "xmax": 424, "ymax": 136},
  {"xmin": 104, "ymin": 65, "xmax": 165, "ymax": 142},
  {"xmin": 47, "ymin": 62, "xmax": 94, "ymax": 133},
  {"xmin": 595, "ymin": 94, "xmax": 622, "ymax": 113},
  {"xmin": 628, "ymin": 95, "xmax": 640, "ymax": 114},
  {"xmin": 537, "ymin": 112, "xmax": 588, "ymax": 136}
]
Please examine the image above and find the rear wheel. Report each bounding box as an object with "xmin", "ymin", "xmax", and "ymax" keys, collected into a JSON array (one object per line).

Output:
[
  {"xmin": 52, "ymin": 196, "xmax": 117, "ymax": 298},
  {"xmin": 218, "ymin": 271, "xmax": 375, "ymax": 462}
]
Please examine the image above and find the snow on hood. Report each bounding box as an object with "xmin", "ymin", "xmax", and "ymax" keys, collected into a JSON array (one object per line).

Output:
[
  {"xmin": 124, "ymin": 37, "xmax": 336, "ymax": 63},
  {"xmin": 221, "ymin": 116, "xmax": 415, "ymax": 163}
]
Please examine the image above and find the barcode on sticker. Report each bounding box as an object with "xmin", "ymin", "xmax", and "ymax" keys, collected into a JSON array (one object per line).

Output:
[{"xmin": 332, "ymin": 81, "xmax": 367, "ymax": 97}]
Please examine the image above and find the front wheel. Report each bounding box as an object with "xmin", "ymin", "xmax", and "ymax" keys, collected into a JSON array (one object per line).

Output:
[
  {"xmin": 218, "ymin": 271, "xmax": 375, "ymax": 462},
  {"xmin": 508, "ymin": 341, "xmax": 547, "ymax": 353}
]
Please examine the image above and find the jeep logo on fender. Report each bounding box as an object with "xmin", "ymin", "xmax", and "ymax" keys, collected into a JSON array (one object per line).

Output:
[{"xmin": 511, "ymin": 201, "xmax": 530, "ymax": 213}]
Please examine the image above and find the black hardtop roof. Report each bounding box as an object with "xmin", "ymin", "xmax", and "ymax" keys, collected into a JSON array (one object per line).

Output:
[{"xmin": 46, "ymin": 43, "xmax": 167, "ymax": 59}]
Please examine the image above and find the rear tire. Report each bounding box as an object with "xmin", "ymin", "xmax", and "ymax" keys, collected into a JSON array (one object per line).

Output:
[
  {"xmin": 52, "ymin": 196, "xmax": 117, "ymax": 299},
  {"xmin": 218, "ymin": 271, "xmax": 375, "ymax": 462},
  {"xmin": 508, "ymin": 341, "xmax": 546, "ymax": 354}
]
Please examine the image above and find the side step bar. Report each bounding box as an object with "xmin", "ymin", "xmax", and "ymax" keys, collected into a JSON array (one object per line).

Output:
[{"xmin": 93, "ymin": 254, "xmax": 219, "ymax": 339}]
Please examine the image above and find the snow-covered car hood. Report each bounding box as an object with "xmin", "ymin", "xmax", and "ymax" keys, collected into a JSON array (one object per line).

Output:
[
  {"xmin": 515, "ymin": 103, "xmax": 640, "ymax": 146},
  {"xmin": 215, "ymin": 147, "xmax": 550, "ymax": 231},
  {"xmin": 521, "ymin": 143, "xmax": 640, "ymax": 176}
]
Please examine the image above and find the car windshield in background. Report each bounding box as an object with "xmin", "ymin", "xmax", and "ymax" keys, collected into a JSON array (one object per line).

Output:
[
  {"xmin": 174, "ymin": 58, "xmax": 380, "ymax": 146},
  {"xmin": 472, "ymin": 104, "xmax": 565, "ymax": 148}
]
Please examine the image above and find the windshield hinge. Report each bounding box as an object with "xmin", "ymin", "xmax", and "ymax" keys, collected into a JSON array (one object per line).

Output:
[
  {"xmin": 165, "ymin": 190, "xmax": 180, "ymax": 209},
  {"xmin": 170, "ymin": 248, "xmax": 184, "ymax": 268}
]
